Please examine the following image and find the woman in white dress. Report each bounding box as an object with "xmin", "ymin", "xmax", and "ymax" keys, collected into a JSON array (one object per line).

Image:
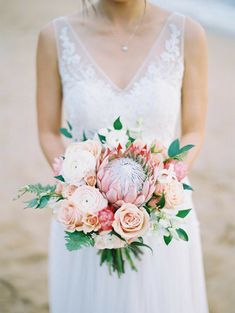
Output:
[{"xmin": 36, "ymin": 0, "xmax": 209, "ymax": 312}]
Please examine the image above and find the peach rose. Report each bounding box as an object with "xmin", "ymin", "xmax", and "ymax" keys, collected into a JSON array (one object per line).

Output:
[
  {"xmin": 70, "ymin": 185, "xmax": 108, "ymax": 214},
  {"xmin": 62, "ymin": 184, "xmax": 78, "ymax": 198},
  {"xmin": 112, "ymin": 203, "xmax": 150, "ymax": 240},
  {"xmin": 165, "ymin": 180, "xmax": 184, "ymax": 209},
  {"xmin": 57, "ymin": 200, "xmax": 83, "ymax": 232},
  {"xmin": 84, "ymin": 171, "xmax": 97, "ymax": 187},
  {"xmin": 94, "ymin": 231, "xmax": 127, "ymax": 249},
  {"xmin": 82, "ymin": 213, "xmax": 101, "ymax": 233}
]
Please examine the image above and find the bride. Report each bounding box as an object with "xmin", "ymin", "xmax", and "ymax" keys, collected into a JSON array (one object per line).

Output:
[{"xmin": 36, "ymin": 0, "xmax": 209, "ymax": 312}]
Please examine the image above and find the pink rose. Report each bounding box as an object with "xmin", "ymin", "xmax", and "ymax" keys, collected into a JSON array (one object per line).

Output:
[
  {"xmin": 98, "ymin": 206, "xmax": 114, "ymax": 231},
  {"xmin": 52, "ymin": 156, "xmax": 64, "ymax": 176},
  {"xmin": 71, "ymin": 185, "xmax": 108, "ymax": 214},
  {"xmin": 164, "ymin": 180, "xmax": 184, "ymax": 209},
  {"xmin": 164, "ymin": 160, "xmax": 188, "ymax": 182},
  {"xmin": 62, "ymin": 184, "xmax": 78, "ymax": 198},
  {"xmin": 57, "ymin": 200, "xmax": 83, "ymax": 232},
  {"xmin": 82, "ymin": 213, "xmax": 101, "ymax": 233},
  {"xmin": 112, "ymin": 203, "xmax": 150, "ymax": 240}
]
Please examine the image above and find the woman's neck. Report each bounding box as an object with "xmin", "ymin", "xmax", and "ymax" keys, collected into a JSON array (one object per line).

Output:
[{"xmin": 96, "ymin": 0, "xmax": 147, "ymax": 25}]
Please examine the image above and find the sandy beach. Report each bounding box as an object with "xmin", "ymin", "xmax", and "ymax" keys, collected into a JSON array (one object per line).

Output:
[{"xmin": 1, "ymin": 1, "xmax": 235, "ymax": 313}]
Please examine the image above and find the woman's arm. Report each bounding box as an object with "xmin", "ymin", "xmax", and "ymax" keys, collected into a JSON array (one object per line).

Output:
[
  {"xmin": 36, "ymin": 23, "xmax": 65, "ymax": 167},
  {"xmin": 181, "ymin": 17, "xmax": 208, "ymax": 170}
]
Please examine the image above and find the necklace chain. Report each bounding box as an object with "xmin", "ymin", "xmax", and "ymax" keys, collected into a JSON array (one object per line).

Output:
[{"xmin": 99, "ymin": 3, "xmax": 146, "ymax": 53}]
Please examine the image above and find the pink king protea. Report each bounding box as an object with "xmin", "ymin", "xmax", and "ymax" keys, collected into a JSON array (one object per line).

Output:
[{"xmin": 97, "ymin": 144, "xmax": 158, "ymax": 207}]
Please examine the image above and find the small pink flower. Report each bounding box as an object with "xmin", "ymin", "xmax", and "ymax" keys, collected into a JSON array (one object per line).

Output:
[
  {"xmin": 57, "ymin": 200, "xmax": 83, "ymax": 232},
  {"xmin": 55, "ymin": 182, "xmax": 63, "ymax": 195},
  {"xmin": 98, "ymin": 206, "xmax": 115, "ymax": 231},
  {"xmin": 52, "ymin": 156, "xmax": 63, "ymax": 176},
  {"xmin": 165, "ymin": 160, "xmax": 188, "ymax": 182}
]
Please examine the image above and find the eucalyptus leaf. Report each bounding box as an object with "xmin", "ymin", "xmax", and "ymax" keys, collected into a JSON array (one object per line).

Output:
[
  {"xmin": 37, "ymin": 195, "xmax": 50, "ymax": 209},
  {"xmin": 179, "ymin": 144, "xmax": 195, "ymax": 154},
  {"xmin": 25, "ymin": 198, "xmax": 39, "ymax": 208},
  {"xmin": 54, "ymin": 175, "xmax": 65, "ymax": 182},
  {"xmin": 98, "ymin": 133, "xmax": 106, "ymax": 144},
  {"xmin": 176, "ymin": 228, "xmax": 189, "ymax": 241},
  {"xmin": 168, "ymin": 139, "xmax": 180, "ymax": 157},
  {"xmin": 113, "ymin": 116, "xmax": 123, "ymax": 130},
  {"xmin": 60, "ymin": 128, "xmax": 73, "ymax": 138},
  {"xmin": 176, "ymin": 209, "xmax": 191, "ymax": 218},
  {"xmin": 66, "ymin": 120, "xmax": 73, "ymax": 131},
  {"xmin": 164, "ymin": 235, "xmax": 173, "ymax": 245},
  {"xmin": 183, "ymin": 183, "xmax": 194, "ymax": 191},
  {"xmin": 156, "ymin": 194, "xmax": 165, "ymax": 209}
]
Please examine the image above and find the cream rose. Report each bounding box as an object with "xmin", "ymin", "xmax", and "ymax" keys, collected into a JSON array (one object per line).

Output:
[
  {"xmin": 57, "ymin": 200, "xmax": 83, "ymax": 232},
  {"xmin": 94, "ymin": 231, "xmax": 127, "ymax": 249},
  {"xmin": 112, "ymin": 203, "xmax": 150, "ymax": 240},
  {"xmin": 70, "ymin": 185, "xmax": 108, "ymax": 214},
  {"xmin": 157, "ymin": 164, "xmax": 177, "ymax": 184},
  {"xmin": 164, "ymin": 180, "xmax": 184, "ymax": 208},
  {"xmin": 62, "ymin": 149, "xmax": 96, "ymax": 186},
  {"xmin": 82, "ymin": 213, "xmax": 101, "ymax": 233},
  {"xmin": 65, "ymin": 140, "xmax": 102, "ymax": 159}
]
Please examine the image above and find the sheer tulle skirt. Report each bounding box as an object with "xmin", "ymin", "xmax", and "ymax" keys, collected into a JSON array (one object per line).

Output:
[{"xmin": 48, "ymin": 186, "xmax": 209, "ymax": 313}]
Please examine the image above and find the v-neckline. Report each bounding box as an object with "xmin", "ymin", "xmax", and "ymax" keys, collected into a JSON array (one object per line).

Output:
[{"xmin": 64, "ymin": 12, "xmax": 175, "ymax": 93}]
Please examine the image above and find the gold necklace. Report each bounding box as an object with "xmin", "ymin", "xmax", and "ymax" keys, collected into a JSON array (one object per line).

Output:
[{"xmin": 99, "ymin": 3, "xmax": 146, "ymax": 53}]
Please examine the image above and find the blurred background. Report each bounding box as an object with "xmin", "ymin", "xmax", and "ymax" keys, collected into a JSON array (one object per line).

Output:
[{"xmin": 1, "ymin": 0, "xmax": 235, "ymax": 312}]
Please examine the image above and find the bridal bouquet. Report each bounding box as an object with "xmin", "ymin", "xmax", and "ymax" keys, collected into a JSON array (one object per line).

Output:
[{"xmin": 16, "ymin": 117, "xmax": 194, "ymax": 277}]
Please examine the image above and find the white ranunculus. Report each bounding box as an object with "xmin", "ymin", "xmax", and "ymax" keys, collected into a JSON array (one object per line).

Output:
[
  {"xmin": 62, "ymin": 150, "xmax": 96, "ymax": 186},
  {"xmin": 71, "ymin": 185, "xmax": 107, "ymax": 213},
  {"xmin": 94, "ymin": 231, "xmax": 127, "ymax": 249},
  {"xmin": 105, "ymin": 129, "xmax": 129, "ymax": 149}
]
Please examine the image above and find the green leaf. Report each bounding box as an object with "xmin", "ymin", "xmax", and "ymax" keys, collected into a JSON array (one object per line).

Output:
[
  {"xmin": 115, "ymin": 249, "xmax": 125, "ymax": 276},
  {"xmin": 65, "ymin": 231, "xmax": 94, "ymax": 251},
  {"xmin": 54, "ymin": 175, "xmax": 65, "ymax": 182},
  {"xmin": 176, "ymin": 209, "xmax": 191, "ymax": 218},
  {"xmin": 130, "ymin": 241, "xmax": 153, "ymax": 254},
  {"xmin": 176, "ymin": 228, "xmax": 189, "ymax": 241},
  {"xmin": 183, "ymin": 183, "xmax": 194, "ymax": 191},
  {"xmin": 113, "ymin": 116, "xmax": 123, "ymax": 130},
  {"xmin": 25, "ymin": 198, "xmax": 39, "ymax": 208},
  {"xmin": 156, "ymin": 194, "xmax": 165, "ymax": 209},
  {"xmin": 98, "ymin": 133, "xmax": 106, "ymax": 144},
  {"xmin": 66, "ymin": 120, "xmax": 73, "ymax": 131},
  {"xmin": 82, "ymin": 130, "xmax": 87, "ymax": 141},
  {"xmin": 123, "ymin": 247, "xmax": 137, "ymax": 272},
  {"xmin": 37, "ymin": 195, "xmax": 50, "ymax": 208},
  {"xmin": 179, "ymin": 144, "xmax": 195, "ymax": 154},
  {"xmin": 168, "ymin": 139, "xmax": 180, "ymax": 158},
  {"xmin": 164, "ymin": 235, "xmax": 173, "ymax": 245},
  {"xmin": 60, "ymin": 128, "xmax": 73, "ymax": 138}
]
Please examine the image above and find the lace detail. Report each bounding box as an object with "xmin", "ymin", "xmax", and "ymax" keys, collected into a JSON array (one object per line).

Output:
[{"xmin": 53, "ymin": 13, "xmax": 185, "ymax": 146}]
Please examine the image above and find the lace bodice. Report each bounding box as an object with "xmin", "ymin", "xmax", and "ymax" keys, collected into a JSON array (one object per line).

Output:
[{"xmin": 52, "ymin": 13, "xmax": 185, "ymax": 146}]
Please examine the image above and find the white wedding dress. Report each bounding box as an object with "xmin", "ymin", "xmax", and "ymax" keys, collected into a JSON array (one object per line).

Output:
[{"xmin": 49, "ymin": 12, "xmax": 209, "ymax": 313}]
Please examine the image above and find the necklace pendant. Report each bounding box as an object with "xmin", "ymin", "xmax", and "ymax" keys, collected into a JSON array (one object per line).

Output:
[{"xmin": 121, "ymin": 45, "xmax": 128, "ymax": 52}]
